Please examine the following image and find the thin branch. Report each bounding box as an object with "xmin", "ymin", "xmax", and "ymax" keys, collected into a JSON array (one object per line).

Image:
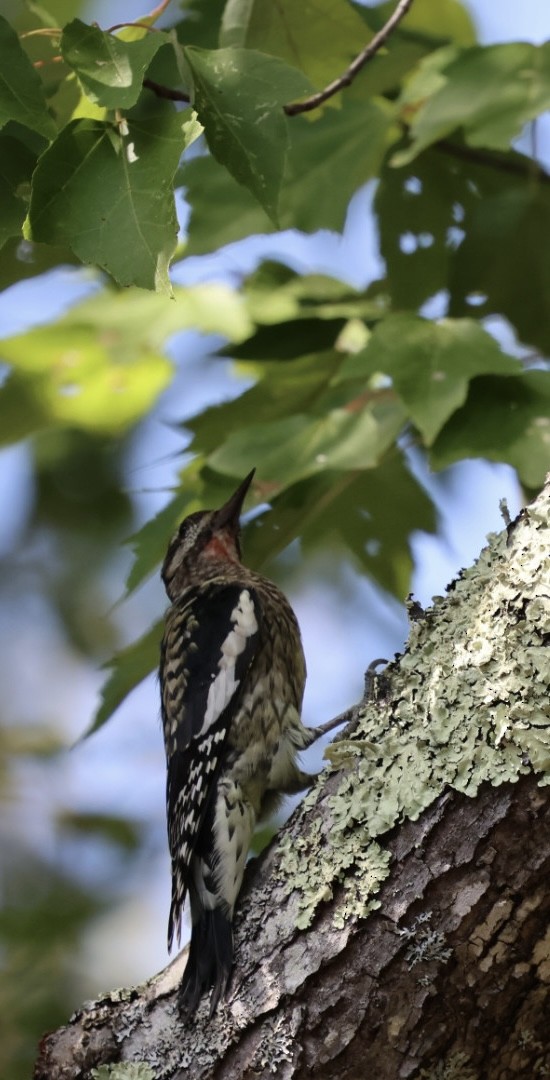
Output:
[
  {"xmin": 284, "ymin": 0, "xmax": 414, "ymax": 117},
  {"xmin": 33, "ymin": 55, "xmax": 64, "ymax": 68},
  {"xmin": 143, "ymin": 78, "xmax": 190, "ymax": 103},
  {"xmin": 308, "ymin": 658, "xmax": 388, "ymax": 743},
  {"xmin": 145, "ymin": 0, "xmax": 172, "ymax": 22},
  {"xmin": 108, "ymin": 0, "xmax": 172, "ymax": 32},
  {"xmin": 106, "ymin": 21, "xmax": 159, "ymax": 34},
  {"xmin": 436, "ymin": 138, "xmax": 550, "ymax": 184},
  {"xmin": 20, "ymin": 27, "xmax": 61, "ymax": 38}
]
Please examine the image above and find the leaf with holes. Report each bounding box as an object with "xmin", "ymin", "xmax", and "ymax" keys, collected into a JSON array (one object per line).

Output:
[
  {"xmin": 336, "ymin": 315, "xmax": 521, "ymax": 445},
  {"xmin": 183, "ymin": 46, "xmax": 312, "ymax": 221}
]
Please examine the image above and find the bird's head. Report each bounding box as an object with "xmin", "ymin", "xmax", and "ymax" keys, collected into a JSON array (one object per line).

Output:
[{"xmin": 161, "ymin": 469, "xmax": 255, "ymax": 599}]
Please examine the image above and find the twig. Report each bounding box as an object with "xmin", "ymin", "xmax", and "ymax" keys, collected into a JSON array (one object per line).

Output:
[
  {"xmin": 143, "ymin": 78, "xmax": 190, "ymax": 103},
  {"xmin": 308, "ymin": 658, "xmax": 388, "ymax": 743},
  {"xmin": 20, "ymin": 27, "xmax": 61, "ymax": 38},
  {"xmin": 436, "ymin": 138, "xmax": 550, "ymax": 184},
  {"xmin": 33, "ymin": 55, "xmax": 64, "ymax": 68},
  {"xmin": 146, "ymin": 0, "xmax": 172, "ymax": 22},
  {"xmin": 284, "ymin": 0, "xmax": 414, "ymax": 117},
  {"xmin": 106, "ymin": 21, "xmax": 159, "ymax": 34}
]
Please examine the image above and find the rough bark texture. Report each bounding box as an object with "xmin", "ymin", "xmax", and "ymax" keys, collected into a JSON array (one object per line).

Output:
[{"xmin": 35, "ymin": 484, "xmax": 550, "ymax": 1080}]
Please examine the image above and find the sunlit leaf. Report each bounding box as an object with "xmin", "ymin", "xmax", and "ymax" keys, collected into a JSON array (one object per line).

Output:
[
  {"xmin": 0, "ymin": 323, "xmax": 173, "ymax": 435},
  {"xmin": 183, "ymin": 96, "xmax": 396, "ymax": 246},
  {"xmin": 220, "ymin": 0, "xmax": 369, "ymax": 89},
  {"xmin": 372, "ymin": 0, "xmax": 476, "ymax": 46},
  {"xmin": 29, "ymin": 99, "xmax": 196, "ymax": 291},
  {"xmin": 61, "ymin": 19, "xmax": 167, "ymax": 109},
  {"xmin": 183, "ymin": 46, "xmax": 313, "ymax": 221},
  {"xmin": 245, "ymin": 454, "xmax": 436, "ymax": 596},
  {"xmin": 188, "ymin": 352, "xmax": 342, "ymax": 455},
  {"xmin": 207, "ymin": 398, "xmax": 406, "ymax": 489},
  {"xmin": 337, "ymin": 315, "xmax": 521, "ymax": 445},
  {"xmin": 397, "ymin": 42, "xmax": 550, "ymax": 163}
]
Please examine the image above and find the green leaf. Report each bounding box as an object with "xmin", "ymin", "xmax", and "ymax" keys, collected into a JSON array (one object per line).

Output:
[
  {"xmin": 56, "ymin": 811, "xmax": 142, "ymax": 852},
  {"xmin": 375, "ymin": 143, "xmax": 534, "ymax": 311},
  {"xmin": 373, "ymin": 0, "xmax": 476, "ymax": 47},
  {"xmin": 375, "ymin": 146, "xmax": 475, "ymax": 309},
  {"xmin": 207, "ymin": 398, "xmax": 406, "ymax": 488},
  {"xmin": 397, "ymin": 42, "xmax": 550, "ymax": 163},
  {"xmin": 345, "ymin": 0, "xmax": 476, "ymax": 100},
  {"xmin": 188, "ymin": 351, "xmax": 343, "ymax": 455},
  {"xmin": 0, "ymin": 134, "xmax": 36, "ymax": 249},
  {"xmin": 173, "ymin": 0, "xmax": 228, "ymax": 49},
  {"xmin": 28, "ymin": 100, "xmax": 195, "ymax": 291},
  {"xmin": 61, "ymin": 19, "xmax": 167, "ymax": 109},
  {"xmin": 53, "ymin": 280, "xmax": 251, "ymax": 352},
  {"xmin": 244, "ymin": 455, "xmax": 436, "ymax": 597},
  {"xmin": 337, "ymin": 316, "xmax": 521, "ymax": 445},
  {"xmin": 0, "ymin": 372, "xmax": 50, "ymax": 444},
  {"xmin": 220, "ymin": 0, "xmax": 369, "ymax": 90},
  {"xmin": 124, "ymin": 488, "xmax": 195, "ymax": 595},
  {"xmin": 0, "ymin": 15, "xmax": 56, "ymax": 139},
  {"xmin": 284, "ymin": 99, "xmax": 397, "ymax": 233},
  {"xmin": 183, "ymin": 96, "xmax": 396, "ymax": 247},
  {"xmin": 241, "ymin": 260, "xmax": 367, "ymax": 322},
  {"xmin": 449, "ymin": 187, "xmax": 550, "ymax": 356},
  {"xmin": 86, "ymin": 620, "xmax": 163, "ymax": 738},
  {"xmin": 0, "ymin": 322, "xmax": 173, "ymax": 436},
  {"xmin": 220, "ymin": 317, "xmax": 347, "ymax": 360},
  {"xmin": 183, "ymin": 46, "xmax": 313, "ymax": 220},
  {"xmin": 182, "ymin": 153, "xmax": 274, "ymax": 253},
  {"xmin": 431, "ymin": 371, "xmax": 550, "ymax": 489},
  {"xmin": 285, "ymin": 100, "xmax": 393, "ymax": 232},
  {"xmin": 0, "ymin": 236, "xmax": 80, "ymax": 291}
]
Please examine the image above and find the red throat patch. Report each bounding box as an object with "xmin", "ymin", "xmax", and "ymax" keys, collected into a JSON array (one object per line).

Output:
[{"xmin": 203, "ymin": 532, "xmax": 239, "ymax": 562}]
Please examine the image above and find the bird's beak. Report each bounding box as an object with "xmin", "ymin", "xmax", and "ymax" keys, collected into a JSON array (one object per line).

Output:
[{"xmin": 215, "ymin": 469, "xmax": 256, "ymax": 530}]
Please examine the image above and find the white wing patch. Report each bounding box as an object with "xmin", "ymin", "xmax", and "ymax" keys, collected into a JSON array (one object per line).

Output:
[{"xmin": 203, "ymin": 590, "xmax": 258, "ymax": 732}]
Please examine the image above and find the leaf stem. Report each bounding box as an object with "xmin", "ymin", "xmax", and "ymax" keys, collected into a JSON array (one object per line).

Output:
[{"xmin": 20, "ymin": 28, "xmax": 61, "ymax": 38}]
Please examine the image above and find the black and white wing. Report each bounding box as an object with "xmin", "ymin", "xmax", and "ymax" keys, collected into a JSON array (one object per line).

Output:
[{"xmin": 160, "ymin": 582, "xmax": 261, "ymax": 950}]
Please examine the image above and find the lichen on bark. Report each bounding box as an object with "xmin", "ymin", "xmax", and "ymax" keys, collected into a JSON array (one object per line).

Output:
[{"xmin": 278, "ymin": 486, "xmax": 550, "ymax": 929}]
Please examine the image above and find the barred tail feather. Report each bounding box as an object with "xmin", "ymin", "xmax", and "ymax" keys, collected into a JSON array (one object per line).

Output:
[{"xmin": 179, "ymin": 905, "xmax": 233, "ymax": 1018}]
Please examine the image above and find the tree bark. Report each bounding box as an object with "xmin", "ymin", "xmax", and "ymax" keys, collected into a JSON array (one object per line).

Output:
[{"xmin": 35, "ymin": 484, "xmax": 550, "ymax": 1080}]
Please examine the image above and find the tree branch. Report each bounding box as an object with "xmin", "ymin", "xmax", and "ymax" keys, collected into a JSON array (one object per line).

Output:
[
  {"xmin": 436, "ymin": 136, "xmax": 550, "ymax": 184},
  {"xmin": 284, "ymin": 0, "xmax": 415, "ymax": 117},
  {"xmin": 143, "ymin": 77, "xmax": 190, "ymax": 103},
  {"xmin": 34, "ymin": 482, "xmax": 550, "ymax": 1079}
]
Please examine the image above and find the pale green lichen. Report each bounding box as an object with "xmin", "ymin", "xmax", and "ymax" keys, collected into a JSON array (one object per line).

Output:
[
  {"xmin": 398, "ymin": 913, "xmax": 452, "ymax": 969},
  {"xmin": 418, "ymin": 1051, "xmax": 476, "ymax": 1080},
  {"xmin": 92, "ymin": 1065, "xmax": 155, "ymax": 1080},
  {"xmin": 279, "ymin": 489, "xmax": 550, "ymax": 930},
  {"xmin": 252, "ymin": 1012, "xmax": 296, "ymax": 1073},
  {"xmin": 278, "ymin": 817, "xmax": 390, "ymax": 929}
]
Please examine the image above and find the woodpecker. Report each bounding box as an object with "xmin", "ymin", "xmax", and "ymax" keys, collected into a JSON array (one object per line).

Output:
[{"xmin": 160, "ymin": 469, "xmax": 316, "ymax": 1016}]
